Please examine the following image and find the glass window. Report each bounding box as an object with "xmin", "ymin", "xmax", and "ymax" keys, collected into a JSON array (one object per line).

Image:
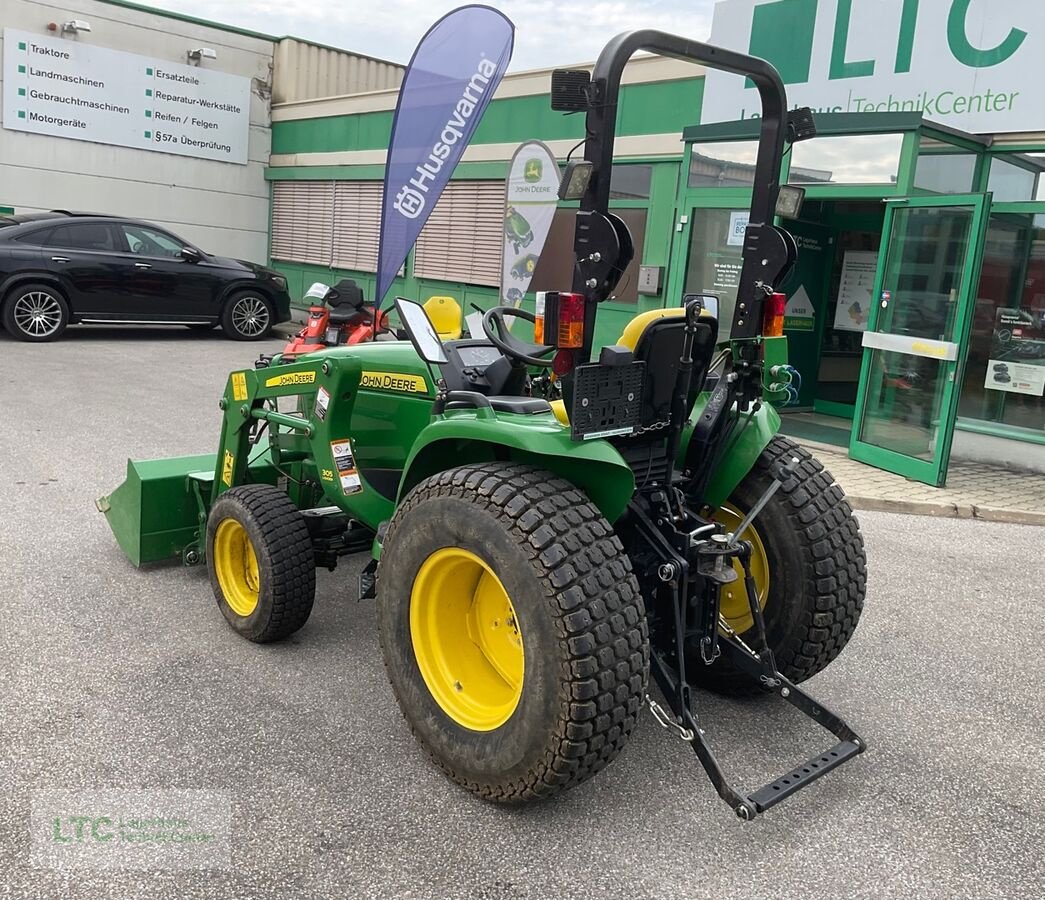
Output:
[
  {"xmin": 11, "ymin": 227, "xmax": 54, "ymax": 245},
  {"xmin": 609, "ymin": 165, "xmax": 653, "ymax": 200},
  {"xmin": 683, "ymin": 208, "xmax": 747, "ymax": 338},
  {"xmin": 987, "ymin": 155, "xmax": 1045, "ymax": 202},
  {"xmin": 688, "ymin": 141, "xmax": 759, "ymax": 188},
  {"xmin": 47, "ymin": 222, "xmax": 118, "ymax": 252},
  {"xmin": 788, "ymin": 134, "xmax": 904, "ymax": 185},
  {"xmin": 958, "ymin": 213, "xmax": 1045, "ymax": 434},
  {"xmin": 529, "ymin": 208, "xmax": 647, "ymax": 303},
  {"xmin": 121, "ymin": 224, "xmax": 185, "ymax": 258},
  {"xmin": 913, "ymin": 140, "xmax": 977, "ymax": 194}
]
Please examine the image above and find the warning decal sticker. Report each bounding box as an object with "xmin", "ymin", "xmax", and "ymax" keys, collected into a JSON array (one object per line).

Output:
[
  {"xmin": 330, "ymin": 439, "xmax": 361, "ymax": 495},
  {"xmin": 314, "ymin": 386, "xmax": 331, "ymax": 421},
  {"xmin": 231, "ymin": 371, "xmax": 248, "ymax": 401}
]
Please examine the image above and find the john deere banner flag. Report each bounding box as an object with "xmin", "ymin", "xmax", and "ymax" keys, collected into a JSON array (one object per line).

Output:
[
  {"xmin": 501, "ymin": 141, "xmax": 560, "ymax": 307},
  {"xmin": 375, "ymin": 5, "xmax": 515, "ymax": 307}
]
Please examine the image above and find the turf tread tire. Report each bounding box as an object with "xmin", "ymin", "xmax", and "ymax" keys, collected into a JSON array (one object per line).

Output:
[
  {"xmin": 206, "ymin": 484, "xmax": 315, "ymax": 642},
  {"xmin": 378, "ymin": 463, "xmax": 649, "ymax": 803},
  {"xmin": 697, "ymin": 435, "xmax": 866, "ymax": 694}
]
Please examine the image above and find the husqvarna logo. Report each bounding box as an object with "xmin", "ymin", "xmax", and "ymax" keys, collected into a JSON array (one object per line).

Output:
[{"xmin": 392, "ymin": 55, "xmax": 499, "ymax": 221}]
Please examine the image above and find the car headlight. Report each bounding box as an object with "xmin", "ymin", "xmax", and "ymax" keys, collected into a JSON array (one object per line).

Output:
[{"xmin": 271, "ymin": 274, "xmax": 287, "ymax": 291}]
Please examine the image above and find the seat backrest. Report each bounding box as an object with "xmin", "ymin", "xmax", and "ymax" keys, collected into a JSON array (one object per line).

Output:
[
  {"xmin": 329, "ymin": 279, "xmax": 364, "ymax": 309},
  {"xmin": 424, "ymin": 296, "xmax": 462, "ymax": 340},
  {"xmin": 615, "ymin": 308, "xmax": 718, "ymax": 430}
]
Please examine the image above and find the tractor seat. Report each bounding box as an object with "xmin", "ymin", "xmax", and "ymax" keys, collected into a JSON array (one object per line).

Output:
[
  {"xmin": 424, "ymin": 296, "xmax": 463, "ymax": 341},
  {"xmin": 549, "ymin": 308, "xmax": 718, "ymax": 428}
]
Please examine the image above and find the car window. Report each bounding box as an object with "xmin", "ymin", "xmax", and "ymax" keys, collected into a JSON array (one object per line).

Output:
[
  {"xmin": 48, "ymin": 222, "xmax": 119, "ymax": 252},
  {"xmin": 121, "ymin": 224, "xmax": 184, "ymax": 259},
  {"xmin": 10, "ymin": 227, "xmax": 54, "ymax": 245}
]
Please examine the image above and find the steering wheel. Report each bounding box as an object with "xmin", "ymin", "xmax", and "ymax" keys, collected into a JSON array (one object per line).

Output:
[{"xmin": 482, "ymin": 306, "xmax": 556, "ymax": 367}]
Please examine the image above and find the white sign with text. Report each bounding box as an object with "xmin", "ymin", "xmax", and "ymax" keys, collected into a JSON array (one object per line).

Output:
[
  {"xmin": 702, "ymin": 0, "xmax": 1045, "ymax": 134},
  {"xmin": 2, "ymin": 29, "xmax": 251, "ymax": 164}
]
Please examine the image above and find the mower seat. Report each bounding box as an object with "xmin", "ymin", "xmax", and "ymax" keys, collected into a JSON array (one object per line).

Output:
[
  {"xmin": 424, "ymin": 296, "xmax": 463, "ymax": 341},
  {"xmin": 327, "ymin": 279, "xmax": 366, "ymax": 324}
]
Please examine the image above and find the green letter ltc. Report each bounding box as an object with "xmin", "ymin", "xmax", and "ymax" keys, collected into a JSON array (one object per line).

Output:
[
  {"xmin": 947, "ymin": 0, "xmax": 1027, "ymax": 67},
  {"xmin": 748, "ymin": 0, "xmax": 1028, "ymax": 84}
]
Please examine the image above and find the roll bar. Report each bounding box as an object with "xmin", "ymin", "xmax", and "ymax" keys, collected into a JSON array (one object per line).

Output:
[{"xmin": 569, "ymin": 30, "xmax": 799, "ymax": 347}]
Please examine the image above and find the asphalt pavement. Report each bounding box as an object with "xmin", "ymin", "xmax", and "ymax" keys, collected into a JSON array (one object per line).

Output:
[{"xmin": 1, "ymin": 325, "xmax": 1043, "ymax": 899}]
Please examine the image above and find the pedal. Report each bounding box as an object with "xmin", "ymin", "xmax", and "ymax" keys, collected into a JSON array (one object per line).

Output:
[{"xmin": 747, "ymin": 740, "xmax": 863, "ymax": 814}]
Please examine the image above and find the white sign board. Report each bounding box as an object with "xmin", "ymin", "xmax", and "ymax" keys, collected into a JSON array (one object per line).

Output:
[
  {"xmin": 984, "ymin": 359, "xmax": 1045, "ymax": 396},
  {"xmin": 703, "ymin": 0, "xmax": 1045, "ymax": 134},
  {"xmin": 726, "ymin": 210, "xmax": 749, "ymax": 246},
  {"xmin": 834, "ymin": 250, "xmax": 877, "ymax": 332},
  {"xmin": 3, "ymin": 29, "xmax": 251, "ymax": 164}
]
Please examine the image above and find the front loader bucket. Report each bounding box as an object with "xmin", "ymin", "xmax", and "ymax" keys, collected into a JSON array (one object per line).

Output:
[{"xmin": 96, "ymin": 454, "xmax": 218, "ymax": 567}]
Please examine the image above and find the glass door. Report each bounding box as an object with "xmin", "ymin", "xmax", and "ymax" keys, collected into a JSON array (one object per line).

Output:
[{"xmin": 850, "ymin": 194, "xmax": 990, "ymax": 485}]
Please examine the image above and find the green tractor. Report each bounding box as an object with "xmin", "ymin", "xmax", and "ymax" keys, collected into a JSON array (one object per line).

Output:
[{"xmin": 98, "ymin": 32, "xmax": 866, "ymax": 819}]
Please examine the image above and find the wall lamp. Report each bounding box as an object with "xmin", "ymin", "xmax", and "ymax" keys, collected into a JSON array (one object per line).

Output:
[
  {"xmin": 187, "ymin": 47, "xmax": 217, "ymax": 63},
  {"xmin": 49, "ymin": 20, "xmax": 91, "ymax": 34}
]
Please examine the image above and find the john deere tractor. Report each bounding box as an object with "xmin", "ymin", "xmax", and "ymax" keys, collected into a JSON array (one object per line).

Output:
[{"xmin": 99, "ymin": 32, "xmax": 866, "ymax": 819}]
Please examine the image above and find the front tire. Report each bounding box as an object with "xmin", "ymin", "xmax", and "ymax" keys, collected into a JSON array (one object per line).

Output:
[
  {"xmin": 221, "ymin": 292, "xmax": 274, "ymax": 341},
  {"xmin": 378, "ymin": 463, "xmax": 649, "ymax": 803},
  {"xmin": 696, "ymin": 435, "xmax": 866, "ymax": 694},
  {"xmin": 3, "ymin": 283, "xmax": 69, "ymax": 342},
  {"xmin": 206, "ymin": 485, "xmax": 315, "ymax": 642}
]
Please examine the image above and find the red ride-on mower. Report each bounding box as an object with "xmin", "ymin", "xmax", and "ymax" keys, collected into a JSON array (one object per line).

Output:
[{"xmin": 282, "ymin": 279, "xmax": 391, "ymax": 356}]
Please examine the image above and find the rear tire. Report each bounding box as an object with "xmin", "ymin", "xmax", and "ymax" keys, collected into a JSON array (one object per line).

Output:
[
  {"xmin": 206, "ymin": 485, "xmax": 315, "ymax": 642},
  {"xmin": 221, "ymin": 292, "xmax": 274, "ymax": 341},
  {"xmin": 694, "ymin": 435, "xmax": 866, "ymax": 695},
  {"xmin": 3, "ymin": 283, "xmax": 69, "ymax": 342},
  {"xmin": 378, "ymin": 463, "xmax": 649, "ymax": 803}
]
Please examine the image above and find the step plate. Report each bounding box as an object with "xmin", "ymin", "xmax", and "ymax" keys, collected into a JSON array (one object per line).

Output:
[{"xmin": 748, "ymin": 740, "xmax": 862, "ymax": 813}]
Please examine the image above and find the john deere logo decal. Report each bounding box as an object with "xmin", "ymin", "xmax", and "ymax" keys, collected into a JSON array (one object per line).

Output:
[
  {"xmin": 524, "ymin": 158, "xmax": 542, "ymax": 182},
  {"xmin": 264, "ymin": 371, "xmax": 317, "ymax": 388},
  {"xmin": 360, "ymin": 371, "xmax": 428, "ymax": 394}
]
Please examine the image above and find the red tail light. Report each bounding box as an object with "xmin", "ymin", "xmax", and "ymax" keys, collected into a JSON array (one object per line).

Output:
[
  {"xmin": 763, "ymin": 292, "xmax": 786, "ymax": 337},
  {"xmin": 554, "ymin": 292, "xmax": 585, "ymax": 349}
]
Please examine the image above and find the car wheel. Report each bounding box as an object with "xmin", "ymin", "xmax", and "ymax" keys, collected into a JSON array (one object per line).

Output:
[
  {"xmin": 2, "ymin": 284, "xmax": 70, "ymax": 342},
  {"xmin": 221, "ymin": 292, "xmax": 273, "ymax": 341}
]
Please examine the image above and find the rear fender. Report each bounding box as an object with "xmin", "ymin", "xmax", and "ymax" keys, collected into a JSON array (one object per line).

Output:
[
  {"xmin": 399, "ymin": 412, "xmax": 636, "ymax": 524},
  {"xmin": 682, "ymin": 398, "xmax": 781, "ymax": 509}
]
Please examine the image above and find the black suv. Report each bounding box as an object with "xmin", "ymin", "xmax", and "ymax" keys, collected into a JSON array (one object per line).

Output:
[{"xmin": 0, "ymin": 212, "xmax": 292, "ymax": 342}]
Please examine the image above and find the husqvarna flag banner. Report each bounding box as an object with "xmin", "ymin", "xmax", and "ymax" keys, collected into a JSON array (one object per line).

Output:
[
  {"xmin": 375, "ymin": 5, "xmax": 515, "ymax": 307},
  {"xmin": 500, "ymin": 141, "xmax": 560, "ymax": 307}
]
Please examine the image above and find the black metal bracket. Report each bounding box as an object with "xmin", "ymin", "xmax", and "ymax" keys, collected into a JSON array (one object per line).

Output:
[{"xmin": 650, "ymin": 530, "xmax": 866, "ymax": 820}]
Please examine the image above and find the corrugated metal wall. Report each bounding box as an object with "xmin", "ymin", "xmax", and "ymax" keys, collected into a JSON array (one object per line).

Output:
[{"xmin": 272, "ymin": 39, "xmax": 404, "ymax": 104}]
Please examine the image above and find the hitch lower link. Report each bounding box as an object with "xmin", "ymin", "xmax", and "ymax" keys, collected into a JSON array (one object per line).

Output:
[{"xmin": 649, "ymin": 458, "xmax": 866, "ymax": 820}]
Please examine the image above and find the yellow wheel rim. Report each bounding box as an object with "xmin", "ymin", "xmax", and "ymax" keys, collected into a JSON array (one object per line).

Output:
[
  {"xmin": 712, "ymin": 503, "xmax": 770, "ymax": 633},
  {"xmin": 213, "ymin": 518, "xmax": 261, "ymax": 617},
  {"xmin": 410, "ymin": 547, "xmax": 524, "ymax": 732}
]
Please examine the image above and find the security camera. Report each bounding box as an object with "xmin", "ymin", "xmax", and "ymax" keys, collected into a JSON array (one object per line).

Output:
[
  {"xmin": 61, "ymin": 19, "xmax": 91, "ymax": 33},
  {"xmin": 187, "ymin": 47, "xmax": 217, "ymax": 61}
]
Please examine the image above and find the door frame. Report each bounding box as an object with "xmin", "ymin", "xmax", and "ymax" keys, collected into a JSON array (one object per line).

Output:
[{"xmin": 849, "ymin": 193, "xmax": 991, "ymax": 486}]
